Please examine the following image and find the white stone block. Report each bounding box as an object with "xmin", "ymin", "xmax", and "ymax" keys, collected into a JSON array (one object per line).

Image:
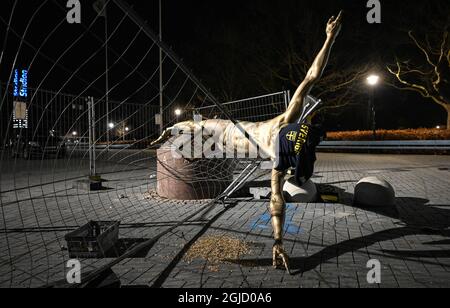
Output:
[
  {"xmin": 283, "ymin": 178, "xmax": 318, "ymax": 203},
  {"xmin": 354, "ymin": 177, "xmax": 396, "ymax": 207}
]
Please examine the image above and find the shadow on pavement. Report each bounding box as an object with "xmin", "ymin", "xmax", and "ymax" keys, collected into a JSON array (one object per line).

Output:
[
  {"xmin": 104, "ymin": 238, "xmax": 154, "ymax": 258},
  {"xmin": 227, "ymin": 225, "xmax": 450, "ymax": 276},
  {"xmin": 227, "ymin": 191, "xmax": 450, "ymax": 276}
]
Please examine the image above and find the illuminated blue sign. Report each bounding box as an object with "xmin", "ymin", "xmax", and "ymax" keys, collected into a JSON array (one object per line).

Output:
[
  {"xmin": 20, "ymin": 69, "xmax": 28, "ymax": 98},
  {"xmin": 13, "ymin": 68, "xmax": 28, "ymax": 99},
  {"xmin": 13, "ymin": 69, "xmax": 19, "ymax": 97},
  {"xmin": 12, "ymin": 68, "xmax": 29, "ymax": 129}
]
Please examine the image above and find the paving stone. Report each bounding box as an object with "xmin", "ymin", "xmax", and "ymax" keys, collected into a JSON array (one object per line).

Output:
[{"xmin": 1, "ymin": 153, "xmax": 450, "ymax": 287}]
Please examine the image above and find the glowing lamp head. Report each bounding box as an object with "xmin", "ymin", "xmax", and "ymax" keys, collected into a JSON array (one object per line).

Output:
[
  {"xmin": 175, "ymin": 109, "xmax": 182, "ymax": 117},
  {"xmin": 108, "ymin": 123, "xmax": 115, "ymax": 129},
  {"xmin": 367, "ymin": 75, "xmax": 380, "ymax": 86}
]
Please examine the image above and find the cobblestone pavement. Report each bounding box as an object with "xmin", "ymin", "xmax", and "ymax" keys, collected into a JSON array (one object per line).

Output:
[{"xmin": 1, "ymin": 153, "xmax": 450, "ymax": 288}]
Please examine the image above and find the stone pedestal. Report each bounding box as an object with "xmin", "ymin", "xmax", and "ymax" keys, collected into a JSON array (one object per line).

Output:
[
  {"xmin": 156, "ymin": 146, "xmax": 233, "ymax": 200},
  {"xmin": 283, "ymin": 178, "xmax": 318, "ymax": 203}
]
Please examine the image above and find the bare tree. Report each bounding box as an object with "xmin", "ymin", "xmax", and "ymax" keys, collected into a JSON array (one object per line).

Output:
[
  {"xmin": 254, "ymin": 38, "xmax": 370, "ymax": 117},
  {"xmin": 248, "ymin": 7, "xmax": 371, "ymax": 118},
  {"xmin": 388, "ymin": 19, "xmax": 450, "ymax": 128}
]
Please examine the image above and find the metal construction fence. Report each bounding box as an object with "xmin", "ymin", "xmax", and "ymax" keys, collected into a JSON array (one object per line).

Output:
[
  {"xmin": 0, "ymin": 0, "xmax": 295, "ymax": 288},
  {"xmin": 1, "ymin": 83, "xmax": 160, "ymax": 148},
  {"xmin": 196, "ymin": 91, "xmax": 290, "ymax": 123},
  {"xmin": 1, "ymin": 82, "xmax": 290, "ymax": 150}
]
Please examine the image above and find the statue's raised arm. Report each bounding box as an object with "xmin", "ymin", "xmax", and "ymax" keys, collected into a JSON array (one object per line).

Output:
[{"xmin": 283, "ymin": 10, "xmax": 343, "ymax": 124}]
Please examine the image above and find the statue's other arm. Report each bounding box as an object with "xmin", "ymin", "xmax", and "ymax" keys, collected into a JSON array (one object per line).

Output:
[{"xmin": 270, "ymin": 168, "xmax": 291, "ymax": 273}]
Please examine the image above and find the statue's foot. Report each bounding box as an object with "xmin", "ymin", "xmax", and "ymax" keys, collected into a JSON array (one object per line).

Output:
[
  {"xmin": 150, "ymin": 127, "xmax": 173, "ymax": 147},
  {"xmin": 273, "ymin": 243, "xmax": 292, "ymax": 275}
]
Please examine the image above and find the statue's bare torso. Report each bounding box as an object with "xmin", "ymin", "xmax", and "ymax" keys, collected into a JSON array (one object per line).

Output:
[{"xmin": 171, "ymin": 116, "xmax": 287, "ymax": 160}]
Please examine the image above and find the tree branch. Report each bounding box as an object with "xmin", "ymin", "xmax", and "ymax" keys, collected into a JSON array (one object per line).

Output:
[
  {"xmin": 387, "ymin": 61, "xmax": 448, "ymax": 107},
  {"xmin": 409, "ymin": 31, "xmax": 437, "ymax": 69},
  {"xmin": 438, "ymin": 30, "xmax": 449, "ymax": 64}
]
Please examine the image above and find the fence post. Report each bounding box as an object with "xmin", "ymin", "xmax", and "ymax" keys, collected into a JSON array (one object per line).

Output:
[
  {"xmin": 0, "ymin": 84, "xmax": 3, "ymax": 144},
  {"xmin": 87, "ymin": 97, "xmax": 96, "ymax": 177},
  {"xmin": 284, "ymin": 90, "xmax": 291, "ymax": 109}
]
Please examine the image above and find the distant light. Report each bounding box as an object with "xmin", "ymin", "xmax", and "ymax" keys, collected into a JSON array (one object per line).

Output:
[
  {"xmin": 72, "ymin": 131, "xmax": 78, "ymax": 136},
  {"xmin": 367, "ymin": 75, "xmax": 380, "ymax": 86},
  {"xmin": 108, "ymin": 123, "xmax": 115, "ymax": 129},
  {"xmin": 436, "ymin": 126, "xmax": 441, "ymax": 129},
  {"xmin": 125, "ymin": 127, "xmax": 130, "ymax": 132},
  {"xmin": 175, "ymin": 109, "xmax": 182, "ymax": 116}
]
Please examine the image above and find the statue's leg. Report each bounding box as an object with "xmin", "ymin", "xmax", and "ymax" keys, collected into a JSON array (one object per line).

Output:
[
  {"xmin": 150, "ymin": 120, "xmax": 197, "ymax": 146},
  {"xmin": 150, "ymin": 126, "xmax": 175, "ymax": 146},
  {"xmin": 151, "ymin": 119, "xmax": 233, "ymax": 147},
  {"xmin": 269, "ymin": 168, "xmax": 291, "ymax": 274}
]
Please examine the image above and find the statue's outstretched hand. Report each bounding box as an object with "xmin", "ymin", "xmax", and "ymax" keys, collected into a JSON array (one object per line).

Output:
[
  {"xmin": 326, "ymin": 10, "xmax": 343, "ymax": 39},
  {"xmin": 273, "ymin": 242, "xmax": 292, "ymax": 275}
]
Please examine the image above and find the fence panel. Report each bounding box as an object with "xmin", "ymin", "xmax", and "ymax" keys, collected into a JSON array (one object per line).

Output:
[{"xmin": 196, "ymin": 91, "xmax": 290, "ymax": 122}]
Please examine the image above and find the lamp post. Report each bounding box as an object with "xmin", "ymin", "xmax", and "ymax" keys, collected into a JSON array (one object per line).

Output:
[
  {"xmin": 159, "ymin": 0, "xmax": 164, "ymax": 135},
  {"xmin": 122, "ymin": 123, "xmax": 130, "ymax": 141},
  {"xmin": 93, "ymin": 0, "xmax": 110, "ymax": 152},
  {"xmin": 125, "ymin": 126, "xmax": 130, "ymax": 141},
  {"xmin": 366, "ymin": 74, "xmax": 380, "ymax": 140},
  {"xmin": 105, "ymin": 2, "xmax": 110, "ymax": 153}
]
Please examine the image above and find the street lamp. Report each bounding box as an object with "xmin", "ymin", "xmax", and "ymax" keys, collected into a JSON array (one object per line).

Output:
[
  {"xmin": 122, "ymin": 124, "xmax": 130, "ymax": 141},
  {"xmin": 366, "ymin": 74, "xmax": 380, "ymax": 140},
  {"xmin": 108, "ymin": 122, "xmax": 115, "ymax": 129},
  {"xmin": 175, "ymin": 109, "xmax": 182, "ymax": 117},
  {"xmin": 72, "ymin": 131, "xmax": 78, "ymax": 137},
  {"xmin": 367, "ymin": 75, "xmax": 380, "ymax": 87}
]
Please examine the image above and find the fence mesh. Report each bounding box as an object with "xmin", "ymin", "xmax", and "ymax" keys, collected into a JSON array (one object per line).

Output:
[
  {"xmin": 0, "ymin": 0, "xmax": 292, "ymax": 287},
  {"xmin": 196, "ymin": 92, "xmax": 289, "ymax": 122}
]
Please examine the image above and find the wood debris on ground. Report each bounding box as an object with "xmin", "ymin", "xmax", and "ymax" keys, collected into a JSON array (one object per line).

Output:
[
  {"xmin": 185, "ymin": 235, "xmax": 251, "ymax": 271},
  {"xmin": 143, "ymin": 190, "xmax": 212, "ymax": 206}
]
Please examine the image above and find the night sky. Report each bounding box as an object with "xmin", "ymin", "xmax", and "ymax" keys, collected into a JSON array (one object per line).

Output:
[{"xmin": 1, "ymin": 0, "xmax": 449, "ymax": 133}]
